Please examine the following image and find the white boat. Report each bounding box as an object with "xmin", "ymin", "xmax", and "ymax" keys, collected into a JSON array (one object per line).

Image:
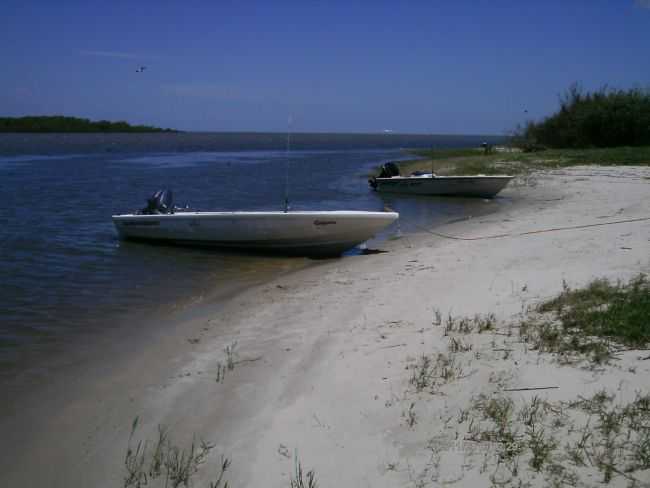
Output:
[
  {"xmin": 113, "ymin": 191, "xmax": 398, "ymax": 256},
  {"xmin": 369, "ymin": 163, "xmax": 513, "ymax": 198}
]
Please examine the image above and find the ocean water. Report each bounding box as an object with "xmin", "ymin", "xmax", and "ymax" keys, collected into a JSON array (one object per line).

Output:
[{"xmin": 0, "ymin": 132, "xmax": 505, "ymax": 377}]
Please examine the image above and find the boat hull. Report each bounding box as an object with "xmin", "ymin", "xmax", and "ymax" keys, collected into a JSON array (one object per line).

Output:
[
  {"xmin": 112, "ymin": 211, "xmax": 399, "ymax": 256},
  {"xmin": 372, "ymin": 175, "xmax": 513, "ymax": 198}
]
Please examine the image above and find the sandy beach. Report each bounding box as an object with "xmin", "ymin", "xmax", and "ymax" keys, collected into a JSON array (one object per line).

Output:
[{"xmin": 1, "ymin": 165, "xmax": 649, "ymax": 487}]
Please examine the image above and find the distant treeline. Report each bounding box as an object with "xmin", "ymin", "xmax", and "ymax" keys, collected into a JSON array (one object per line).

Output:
[
  {"xmin": 522, "ymin": 84, "xmax": 650, "ymax": 148},
  {"xmin": 0, "ymin": 116, "xmax": 176, "ymax": 133}
]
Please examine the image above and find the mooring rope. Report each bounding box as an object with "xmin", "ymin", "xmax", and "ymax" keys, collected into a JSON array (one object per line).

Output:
[{"xmin": 415, "ymin": 216, "xmax": 650, "ymax": 241}]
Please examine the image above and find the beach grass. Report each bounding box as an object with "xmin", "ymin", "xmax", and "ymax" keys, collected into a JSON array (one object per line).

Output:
[
  {"xmin": 566, "ymin": 390, "xmax": 650, "ymax": 483},
  {"xmin": 407, "ymin": 270, "xmax": 650, "ymax": 485},
  {"xmin": 406, "ymin": 302, "xmax": 650, "ymax": 485},
  {"xmin": 461, "ymin": 390, "xmax": 650, "ymax": 484},
  {"xmin": 521, "ymin": 274, "xmax": 650, "ymax": 363},
  {"xmin": 539, "ymin": 275, "xmax": 650, "ymax": 347},
  {"xmin": 290, "ymin": 458, "xmax": 317, "ymax": 488},
  {"xmin": 123, "ymin": 417, "xmax": 230, "ymax": 488},
  {"xmin": 390, "ymin": 145, "xmax": 650, "ymax": 176}
]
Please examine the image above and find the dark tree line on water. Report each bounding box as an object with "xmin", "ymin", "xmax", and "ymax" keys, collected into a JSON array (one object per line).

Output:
[{"xmin": 0, "ymin": 116, "xmax": 175, "ymax": 133}]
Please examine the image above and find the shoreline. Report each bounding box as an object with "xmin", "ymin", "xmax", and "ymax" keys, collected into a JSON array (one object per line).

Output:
[
  {"xmin": 0, "ymin": 175, "xmax": 506, "ymax": 391},
  {"xmin": 0, "ymin": 251, "xmax": 318, "ymax": 413},
  {"xmin": 1, "ymin": 165, "xmax": 648, "ymax": 487}
]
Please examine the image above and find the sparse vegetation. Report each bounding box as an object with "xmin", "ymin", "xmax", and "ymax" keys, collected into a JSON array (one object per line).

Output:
[
  {"xmin": 566, "ymin": 390, "xmax": 650, "ymax": 483},
  {"xmin": 394, "ymin": 143, "xmax": 650, "ymax": 177},
  {"xmin": 215, "ymin": 342, "xmax": 239, "ymax": 383},
  {"xmin": 526, "ymin": 424, "xmax": 557, "ymax": 472},
  {"xmin": 448, "ymin": 336, "xmax": 473, "ymax": 353},
  {"xmin": 224, "ymin": 342, "xmax": 237, "ymax": 371},
  {"xmin": 442, "ymin": 313, "xmax": 496, "ymax": 336},
  {"xmin": 290, "ymin": 458, "xmax": 317, "ymax": 488},
  {"xmin": 404, "ymin": 401, "xmax": 418, "ymax": 428},
  {"xmin": 457, "ymin": 390, "xmax": 650, "ymax": 485},
  {"xmin": 470, "ymin": 395, "xmax": 522, "ymax": 461},
  {"xmin": 521, "ymin": 274, "xmax": 650, "ymax": 363},
  {"xmin": 540, "ymin": 275, "xmax": 650, "ymax": 347},
  {"xmin": 215, "ymin": 362, "xmax": 226, "ymax": 383},
  {"xmin": 409, "ymin": 352, "xmax": 465, "ymax": 393},
  {"xmin": 123, "ymin": 417, "xmax": 230, "ymax": 488},
  {"xmin": 402, "ymin": 274, "xmax": 650, "ymax": 487},
  {"xmin": 410, "ymin": 354, "xmax": 433, "ymax": 392}
]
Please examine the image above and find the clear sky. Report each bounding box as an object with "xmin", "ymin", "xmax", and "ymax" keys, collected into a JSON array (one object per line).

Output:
[{"xmin": 2, "ymin": 0, "xmax": 649, "ymax": 134}]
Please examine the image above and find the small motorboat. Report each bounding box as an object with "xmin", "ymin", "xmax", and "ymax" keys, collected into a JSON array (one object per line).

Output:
[
  {"xmin": 369, "ymin": 162, "xmax": 513, "ymax": 198},
  {"xmin": 112, "ymin": 190, "xmax": 399, "ymax": 256}
]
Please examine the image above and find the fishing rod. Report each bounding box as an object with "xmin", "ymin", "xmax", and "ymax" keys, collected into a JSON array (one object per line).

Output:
[{"xmin": 284, "ymin": 115, "xmax": 292, "ymax": 213}]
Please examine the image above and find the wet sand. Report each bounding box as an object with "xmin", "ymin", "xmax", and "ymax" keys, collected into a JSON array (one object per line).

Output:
[{"xmin": 0, "ymin": 166, "xmax": 648, "ymax": 487}]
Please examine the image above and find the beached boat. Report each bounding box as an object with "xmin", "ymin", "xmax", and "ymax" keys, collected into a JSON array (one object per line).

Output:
[
  {"xmin": 113, "ymin": 190, "xmax": 398, "ymax": 256},
  {"xmin": 369, "ymin": 163, "xmax": 513, "ymax": 198}
]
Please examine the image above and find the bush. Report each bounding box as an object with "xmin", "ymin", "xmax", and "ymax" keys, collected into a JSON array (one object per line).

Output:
[{"xmin": 523, "ymin": 83, "xmax": 650, "ymax": 148}]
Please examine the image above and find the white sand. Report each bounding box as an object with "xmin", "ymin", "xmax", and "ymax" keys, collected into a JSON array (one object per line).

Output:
[{"xmin": 1, "ymin": 166, "xmax": 648, "ymax": 487}]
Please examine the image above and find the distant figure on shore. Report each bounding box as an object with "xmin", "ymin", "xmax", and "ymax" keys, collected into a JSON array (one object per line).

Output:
[{"xmin": 481, "ymin": 141, "xmax": 493, "ymax": 155}]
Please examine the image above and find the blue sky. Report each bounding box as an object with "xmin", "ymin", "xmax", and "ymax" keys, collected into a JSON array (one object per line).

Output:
[{"xmin": 2, "ymin": 0, "xmax": 649, "ymax": 134}]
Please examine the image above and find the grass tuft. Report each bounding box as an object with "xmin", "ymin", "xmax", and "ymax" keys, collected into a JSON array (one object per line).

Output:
[
  {"xmin": 539, "ymin": 275, "xmax": 650, "ymax": 347},
  {"xmin": 225, "ymin": 342, "xmax": 238, "ymax": 371},
  {"xmin": 409, "ymin": 352, "xmax": 465, "ymax": 393},
  {"xmin": 290, "ymin": 458, "xmax": 317, "ymax": 488},
  {"xmin": 123, "ymin": 419, "xmax": 230, "ymax": 488},
  {"xmin": 521, "ymin": 274, "xmax": 650, "ymax": 363},
  {"xmin": 566, "ymin": 390, "xmax": 650, "ymax": 483},
  {"xmin": 526, "ymin": 424, "xmax": 557, "ymax": 471},
  {"xmin": 443, "ymin": 313, "xmax": 496, "ymax": 336}
]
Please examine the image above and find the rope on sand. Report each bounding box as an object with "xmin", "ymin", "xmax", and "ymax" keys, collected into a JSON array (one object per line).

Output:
[{"xmin": 416, "ymin": 216, "xmax": 650, "ymax": 241}]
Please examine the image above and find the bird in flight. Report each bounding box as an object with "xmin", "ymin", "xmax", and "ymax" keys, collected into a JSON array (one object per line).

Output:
[{"xmin": 135, "ymin": 66, "xmax": 147, "ymax": 73}]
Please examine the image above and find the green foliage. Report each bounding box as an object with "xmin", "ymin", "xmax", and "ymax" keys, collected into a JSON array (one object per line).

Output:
[
  {"xmin": 410, "ymin": 147, "xmax": 484, "ymax": 160},
  {"xmin": 540, "ymin": 274, "xmax": 650, "ymax": 348},
  {"xmin": 523, "ymin": 83, "xmax": 650, "ymax": 148},
  {"xmin": 0, "ymin": 115, "xmax": 175, "ymax": 133},
  {"xmin": 521, "ymin": 274, "xmax": 650, "ymax": 364}
]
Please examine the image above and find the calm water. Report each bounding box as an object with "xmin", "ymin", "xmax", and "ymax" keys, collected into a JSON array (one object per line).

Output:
[{"xmin": 0, "ymin": 132, "xmax": 505, "ymax": 376}]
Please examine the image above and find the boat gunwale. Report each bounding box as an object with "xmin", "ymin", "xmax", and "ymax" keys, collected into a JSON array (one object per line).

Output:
[
  {"xmin": 112, "ymin": 210, "xmax": 399, "ymax": 220},
  {"xmin": 374, "ymin": 175, "xmax": 513, "ymax": 181}
]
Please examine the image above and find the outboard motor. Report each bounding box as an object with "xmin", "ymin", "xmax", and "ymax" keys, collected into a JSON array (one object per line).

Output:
[
  {"xmin": 369, "ymin": 162, "xmax": 401, "ymax": 190},
  {"xmin": 378, "ymin": 162, "xmax": 401, "ymax": 178},
  {"xmin": 141, "ymin": 189, "xmax": 174, "ymax": 214}
]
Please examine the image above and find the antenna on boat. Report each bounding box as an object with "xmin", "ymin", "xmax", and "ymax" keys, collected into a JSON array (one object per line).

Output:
[{"xmin": 284, "ymin": 115, "xmax": 292, "ymax": 213}]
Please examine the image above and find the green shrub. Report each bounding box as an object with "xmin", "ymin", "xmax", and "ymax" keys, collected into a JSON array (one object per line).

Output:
[{"xmin": 524, "ymin": 83, "xmax": 650, "ymax": 148}]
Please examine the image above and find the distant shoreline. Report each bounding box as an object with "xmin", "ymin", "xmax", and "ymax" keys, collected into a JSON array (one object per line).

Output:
[
  {"xmin": 0, "ymin": 131, "xmax": 507, "ymax": 155},
  {"xmin": 0, "ymin": 116, "xmax": 177, "ymax": 133}
]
